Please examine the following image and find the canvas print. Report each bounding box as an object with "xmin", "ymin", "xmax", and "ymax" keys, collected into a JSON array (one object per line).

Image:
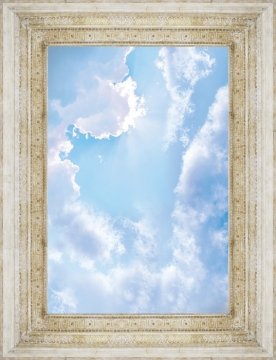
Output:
[{"xmin": 47, "ymin": 46, "xmax": 228, "ymax": 313}]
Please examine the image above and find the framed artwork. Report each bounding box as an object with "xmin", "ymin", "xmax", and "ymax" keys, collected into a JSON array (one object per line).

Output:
[{"xmin": 1, "ymin": 1, "xmax": 274, "ymax": 358}]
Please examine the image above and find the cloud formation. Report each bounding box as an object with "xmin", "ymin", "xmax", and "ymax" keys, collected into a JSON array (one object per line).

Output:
[
  {"xmin": 75, "ymin": 77, "xmax": 145, "ymax": 139},
  {"xmin": 175, "ymin": 85, "xmax": 228, "ymax": 202},
  {"xmin": 48, "ymin": 142, "xmax": 126, "ymax": 271},
  {"xmin": 50, "ymin": 47, "xmax": 145, "ymax": 142},
  {"xmin": 156, "ymin": 47, "xmax": 215, "ymax": 149},
  {"xmin": 48, "ymin": 47, "xmax": 229, "ymax": 314},
  {"xmin": 48, "ymin": 47, "xmax": 142, "ymax": 271}
]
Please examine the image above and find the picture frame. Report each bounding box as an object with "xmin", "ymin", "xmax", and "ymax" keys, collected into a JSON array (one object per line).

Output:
[{"xmin": 1, "ymin": 1, "xmax": 274, "ymax": 358}]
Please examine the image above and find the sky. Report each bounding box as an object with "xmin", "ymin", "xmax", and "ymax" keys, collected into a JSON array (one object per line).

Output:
[{"xmin": 47, "ymin": 46, "xmax": 229, "ymax": 314}]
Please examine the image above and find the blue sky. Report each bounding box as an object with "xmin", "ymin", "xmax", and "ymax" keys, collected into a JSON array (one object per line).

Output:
[{"xmin": 48, "ymin": 46, "xmax": 229, "ymax": 313}]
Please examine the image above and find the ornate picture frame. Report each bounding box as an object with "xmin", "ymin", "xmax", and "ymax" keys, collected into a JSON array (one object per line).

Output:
[{"xmin": 1, "ymin": 1, "xmax": 274, "ymax": 358}]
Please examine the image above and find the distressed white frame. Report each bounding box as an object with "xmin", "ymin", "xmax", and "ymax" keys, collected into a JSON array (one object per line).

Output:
[{"xmin": 1, "ymin": 1, "xmax": 274, "ymax": 359}]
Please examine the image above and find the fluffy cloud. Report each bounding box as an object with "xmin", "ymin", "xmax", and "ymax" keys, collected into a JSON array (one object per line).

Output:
[
  {"xmin": 48, "ymin": 141, "xmax": 80, "ymax": 207},
  {"xmin": 50, "ymin": 47, "xmax": 145, "ymax": 143},
  {"xmin": 48, "ymin": 48, "xmax": 143, "ymax": 271},
  {"xmin": 48, "ymin": 140, "xmax": 125, "ymax": 271},
  {"xmin": 48, "ymin": 85, "xmax": 229, "ymax": 314},
  {"xmin": 74, "ymin": 77, "xmax": 145, "ymax": 139},
  {"xmin": 60, "ymin": 201, "xmax": 125, "ymax": 264},
  {"xmin": 156, "ymin": 47, "xmax": 215, "ymax": 148},
  {"xmin": 49, "ymin": 199, "xmax": 207, "ymax": 313}
]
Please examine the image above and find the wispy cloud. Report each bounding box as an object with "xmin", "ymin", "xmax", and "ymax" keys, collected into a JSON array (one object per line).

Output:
[
  {"xmin": 156, "ymin": 47, "xmax": 215, "ymax": 149},
  {"xmin": 175, "ymin": 85, "xmax": 228, "ymax": 201},
  {"xmin": 167, "ymin": 85, "xmax": 229, "ymax": 312},
  {"xmin": 126, "ymin": 218, "xmax": 158, "ymax": 259},
  {"xmin": 49, "ymin": 288, "xmax": 77, "ymax": 313}
]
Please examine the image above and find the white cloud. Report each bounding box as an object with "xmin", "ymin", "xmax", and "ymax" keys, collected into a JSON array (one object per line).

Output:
[
  {"xmin": 171, "ymin": 87, "xmax": 229, "ymax": 265},
  {"xmin": 75, "ymin": 77, "xmax": 145, "ymax": 139},
  {"xmin": 171, "ymin": 47, "xmax": 215, "ymax": 86},
  {"xmin": 48, "ymin": 248, "xmax": 63, "ymax": 263},
  {"xmin": 48, "ymin": 138, "xmax": 125, "ymax": 272},
  {"xmin": 156, "ymin": 47, "xmax": 215, "ymax": 149},
  {"xmin": 49, "ymin": 288, "xmax": 77, "ymax": 313},
  {"xmin": 160, "ymin": 265, "xmax": 190, "ymax": 310},
  {"xmin": 48, "ymin": 153, "xmax": 80, "ymax": 204},
  {"xmin": 109, "ymin": 264, "xmax": 157, "ymax": 312},
  {"xmin": 175, "ymin": 85, "xmax": 228, "ymax": 202},
  {"xmin": 129, "ymin": 218, "xmax": 157, "ymax": 258},
  {"xmin": 48, "ymin": 198, "xmax": 209, "ymax": 313},
  {"xmin": 49, "ymin": 47, "xmax": 145, "ymax": 147},
  {"xmin": 162, "ymin": 201, "xmax": 206, "ymax": 311},
  {"xmin": 156, "ymin": 85, "xmax": 229, "ymax": 312},
  {"xmin": 48, "ymin": 49, "xmax": 139, "ymax": 270},
  {"xmin": 47, "ymin": 49, "xmax": 145, "ymax": 268},
  {"xmin": 60, "ymin": 201, "xmax": 125, "ymax": 265}
]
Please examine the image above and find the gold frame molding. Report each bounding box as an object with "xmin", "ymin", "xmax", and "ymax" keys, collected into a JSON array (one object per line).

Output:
[{"xmin": 1, "ymin": 2, "xmax": 274, "ymax": 358}]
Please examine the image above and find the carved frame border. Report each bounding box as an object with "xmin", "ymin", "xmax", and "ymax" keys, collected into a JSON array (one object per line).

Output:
[{"xmin": 2, "ymin": 2, "xmax": 274, "ymax": 358}]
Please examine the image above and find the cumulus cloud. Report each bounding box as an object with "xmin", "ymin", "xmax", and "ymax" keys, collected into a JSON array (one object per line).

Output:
[
  {"xmin": 60, "ymin": 201, "xmax": 125, "ymax": 264},
  {"xmin": 49, "ymin": 201, "xmax": 208, "ymax": 313},
  {"xmin": 156, "ymin": 47, "xmax": 215, "ymax": 149},
  {"xmin": 47, "ymin": 137, "xmax": 125, "ymax": 272},
  {"xmin": 74, "ymin": 77, "xmax": 145, "ymax": 139},
  {"xmin": 50, "ymin": 47, "xmax": 145, "ymax": 146},
  {"xmin": 48, "ymin": 48, "xmax": 143, "ymax": 271},
  {"xmin": 48, "ymin": 202, "xmax": 208, "ymax": 313},
  {"xmin": 48, "ymin": 145, "xmax": 125, "ymax": 270}
]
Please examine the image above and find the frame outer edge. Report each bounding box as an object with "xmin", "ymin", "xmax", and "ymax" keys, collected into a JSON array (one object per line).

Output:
[
  {"xmin": 1, "ymin": 2, "xmax": 274, "ymax": 359},
  {"xmin": 2, "ymin": 3, "xmax": 17, "ymax": 356},
  {"xmin": 258, "ymin": 3, "xmax": 274, "ymax": 356},
  {"xmin": 0, "ymin": 2, "xmax": 271, "ymax": 13}
]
